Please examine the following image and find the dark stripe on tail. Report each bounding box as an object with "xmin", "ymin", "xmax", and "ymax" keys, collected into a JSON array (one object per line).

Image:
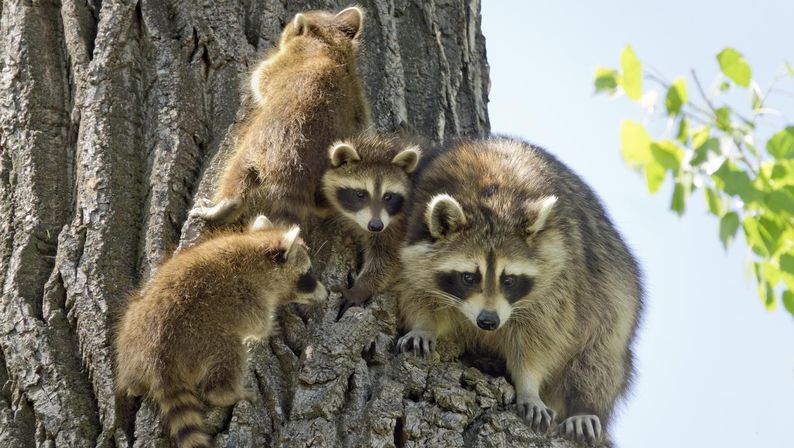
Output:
[{"xmin": 155, "ymin": 385, "xmax": 211, "ymax": 448}]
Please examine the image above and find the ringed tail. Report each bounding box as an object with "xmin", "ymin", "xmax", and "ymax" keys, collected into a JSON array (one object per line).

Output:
[{"xmin": 154, "ymin": 384, "xmax": 210, "ymax": 448}]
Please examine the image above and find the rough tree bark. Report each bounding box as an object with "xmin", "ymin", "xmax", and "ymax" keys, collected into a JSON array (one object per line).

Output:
[{"xmin": 0, "ymin": 1, "xmax": 578, "ymax": 447}]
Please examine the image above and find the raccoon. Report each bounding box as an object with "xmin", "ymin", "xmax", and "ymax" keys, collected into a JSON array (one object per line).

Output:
[
  {"xmin": 321, "ymin": 134, "xmax": 421, "ymax": 318},
  {"xmin": 190, "ymin": 6, "xmax": 372, "ymax": 227},
  {"xmin": 396, "ymin": 137, "xmax": 643, "ymax": 445},
  {"xmin": 115, "ymin": 216, "xmax": 327, "ymax": 448}
]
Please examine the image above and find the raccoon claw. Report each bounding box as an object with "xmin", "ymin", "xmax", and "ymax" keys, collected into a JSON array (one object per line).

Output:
[
  {"xmin": 517, "ymin": 398, "xmax": 556, "ymax": 434},
  {"xmin": 396, "ymin": 330, "xmax": 436, "ymax": 357},
  {"xmin": 556, "ymin": 414, "xmax": 601, "ymax": 445}
]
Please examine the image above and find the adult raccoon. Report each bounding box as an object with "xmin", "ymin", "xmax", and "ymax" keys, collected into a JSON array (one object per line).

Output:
[{"xmin": 397, "ymin": 137, "xmax": 643, "ymax": 445}]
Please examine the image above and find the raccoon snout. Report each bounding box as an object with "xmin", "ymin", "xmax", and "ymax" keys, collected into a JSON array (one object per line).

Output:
[
  {"xmin": 476, "ymin": 310, "xmax": 499, "ymax": 331},
  {"xmin": 367, "ymin": 218, "xmax": 384, "ymax": 232}
]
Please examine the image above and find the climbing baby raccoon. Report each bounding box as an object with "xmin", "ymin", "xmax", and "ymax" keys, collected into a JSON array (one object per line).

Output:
[
  {"xmin": 321, "ymin": 134, "xmax": 421, "ymax": 318},
  {"xmin": 397, "ymin": 137, "xmax": 643, "ymax": 446},
  {"xmin": 190, "ymin": 6, "xmax": 372, "ymax": 226},
  {"xmin": 115, "ymin": 216, "xmax": 327, "ymax": 448}
]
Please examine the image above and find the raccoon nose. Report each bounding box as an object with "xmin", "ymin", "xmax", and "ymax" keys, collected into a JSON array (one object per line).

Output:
[
  {"xmin": 476, "ymin": 310, "xmax": 499, "ymax": 331},
  {"xmin": 367, "ymin": 218, "xmax": 384, "ymax": 232}
]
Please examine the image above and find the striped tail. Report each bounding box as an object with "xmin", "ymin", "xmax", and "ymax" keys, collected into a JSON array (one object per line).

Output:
[{"xmin": 154, "ymin": 384, "xmax": 211, "ymax": 448}]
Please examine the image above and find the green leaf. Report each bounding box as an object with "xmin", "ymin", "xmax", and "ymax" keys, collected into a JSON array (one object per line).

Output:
[
  {"xmin": 713, "ymin": 161, "xmax": 761, "ymax": 203},
  {"xmin": 650, "ymin": 140, "xmax": 684, "ymax": 172},
  {"xmin": 620, "ymin": 45, "xmax": 643, "ymax": 100},
  {"xmin": 766, "ymin": 127, "xmax": 794, "ymax": 159},
  {"xmin": 717, "ymin": 48, "xmax": 752, "ymax": 87},
  {"xmin": 782, "ymin": 291, "xmax": 794, "ymax": 317},
  {"xmin": 719, "ymin": 212, "xmax": 740, "ymax": 249},
  {"xmin": 715, "ymin": 106, "xmax": 732, "ymax": 130},
  {"xmin": 765, "ymin": 187, "xmax": 794, "ymax": 216},
  {"xmin": 759, "ymin": 281, "xmax": 776, "ymax": 310},
  {"xmin": 670, "ymin": 182, "xmax": 689, "ymax": 216},
  {"xmin": 719, "ymin": 80, "xmax": 731, "ymax": 92},
  {"xmin": 664, "ymin": 77, "xmax": 688, "ymax": 115},
  {"xmin": 758, "ymin": 216, "xmax": 784, "ymax": 256},
  {"xmin": 692, "ymin": 126, "xmax": 710, "ymax": 148},
  {"xmin": 691, "ymin": 137, "xmax": 719, "ymax": 166},
  {"xmin": 645, "ymin": 160, "xmax": 666, "ymax": 193},
  {"xmin": 594, "ymin": 67, "xmax": 619, "ymax": 94},
  {"xmin": 704, "ymin": 187, "xmax": 724, "ymax": 216},
  {"xmin": 780, "ymin": 252, "xmax": 794, "ymax": 278},
  {"xmin": 620, "ymin": 120, "xmax": 652, "ymax": 166},
  {"xmin": 676, "ymin": 118, "xmax": 689, "ymax": 144},
  {"xmin": 744, "ymin": 217, "xmax": 769, "ymax": 257}
]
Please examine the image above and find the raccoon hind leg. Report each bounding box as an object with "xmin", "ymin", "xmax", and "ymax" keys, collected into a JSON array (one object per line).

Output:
[{"xmin": 200, "ymin": 343, "xmax": 256, "ymax": 407}]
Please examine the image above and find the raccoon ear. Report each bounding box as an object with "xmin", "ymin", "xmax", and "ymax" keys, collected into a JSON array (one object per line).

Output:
[
  {"xmin": 527, "ymin": 196, "xmax": 558, "ymax": 235},
  {"xmin": 391, "ymin": 146, "xmax": 421, "ymax": 173},
  {"xmin": 281, "ymin": 225, "xmax": 302, "ymax": 261},
  {"xmin": 249, "ymin": 215, "xmax": 274, "ymax": 231},
  {"xmin": 335, "ymin": 6, "xmax": 363, "ymax": 39},
  {"xmin": 292, "ymin": 13, "xmax": 308, "ymax": 36},
  {"xmin": 426, "ymin": 194, "xmax": 467, "ymax": 239},
  {"xmin": 329, "ymin": 143, "xmax": 360, "ymax": 167}
]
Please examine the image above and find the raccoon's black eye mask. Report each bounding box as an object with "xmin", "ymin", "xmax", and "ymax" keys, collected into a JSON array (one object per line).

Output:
[
  {"xmin": 500, "ymin": 272, "xmax": 534, "ymax": 303},
  {"xmin": 336, "ymin": 188, "xmax": 370, "ymax": 211},
  {"xmin": 435, "ymin": 270, "xmax": 482, "ymax": 300}
]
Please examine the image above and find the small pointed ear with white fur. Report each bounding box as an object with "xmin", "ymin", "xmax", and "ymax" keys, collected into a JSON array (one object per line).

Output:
[
  {"xmin": 391, "ymin": 146, "xmax": 421, "ymax": 173},
  {"xmin": 527, "ymin": 196, "xmax": 558, "ymax": 235},
  {"xmin": 335, "ymin": 6, "xmax": 363, "ymax": 39},
  {"xmin": 329, "ymin": 142, "xmax": 360, "ymax": 167},
  {"xmin": 292, "ymin": 13, "xmax": 308, "ymax": 36},
  {"xmin": 281, "ymin": 226, "xmax": 302, "ymax": 261},
  {"xmin": 426, "ymin": 194, "xmax": 467, "ymax": 239},
  {"xmin": 249, "ymin": 215, "xmax": 274, "ymax": 232}
]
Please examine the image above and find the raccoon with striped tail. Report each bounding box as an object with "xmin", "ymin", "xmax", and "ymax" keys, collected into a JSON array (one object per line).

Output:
[
  {"xmin": 115, "ymin": 216, "xmax": 327, "ymax": 448},
  {"xmin": 190, "ymin": 6, "xmax": 371, "ymax": 227},
  {"xmin": 321, "ymin": 134, "xmax": 421, "ymax": 319},
  {"xmin": 396, "ymin": 137, "xmax": 643, "ymax": 446}
]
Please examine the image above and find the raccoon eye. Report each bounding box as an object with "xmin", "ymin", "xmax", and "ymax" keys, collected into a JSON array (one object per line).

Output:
[
  {"xmin": 503, "ymin": 275, "xmax": 516, "ymax": 288},
  {"xmin": 383, "ymin": 193, "xmax": 393, "ymax": 202},
  {"xmin": 355, "ymin": 189, "xmax": 367, "ymax": 199},
  {"xmin": 461, "ymin": 272, "xmax": 476, "ymax": 285}
]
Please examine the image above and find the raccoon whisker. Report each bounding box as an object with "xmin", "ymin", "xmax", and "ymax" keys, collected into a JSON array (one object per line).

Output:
[
  {"xmin": 313, "ymin": 240, "xmax": 328, "ymax": 256},
  {"xmin": 426, "ymin": 289, "xmax": 462, "ymax": 307}
]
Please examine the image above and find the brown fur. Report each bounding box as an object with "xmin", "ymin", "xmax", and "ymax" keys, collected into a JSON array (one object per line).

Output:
[
  {"xmin": 115, "ymin": 216, "xmax": 327, "ymax": 448},
  {"xmin": 190, "ymin": 7, "xmax": 372, "ymax": 227},
  {"xmin": 397, "ymin": 137, "xmax": 643, "ymax": 446},
  {"xmin": 321, "ymin": 134, "xmax": 421, "ymax": 317}
]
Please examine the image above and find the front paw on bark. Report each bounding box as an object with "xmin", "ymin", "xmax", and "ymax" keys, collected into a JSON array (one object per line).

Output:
[
  {"xmin": 517, "ymin": 396, "xmax": 556, "ymax": 433},
  {"xmin": 396, "ymin": 329, "xmax": 436, "ymax": 357},
  {"xmin": 556, "ymin": 414, "xmax": 601, "ymax": 445},
  {"xmin": 335, "ymin": 287, "xmax": 371, "ymax": 321}
]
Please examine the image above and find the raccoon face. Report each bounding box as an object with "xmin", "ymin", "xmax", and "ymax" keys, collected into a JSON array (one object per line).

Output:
[
  {"xmin": 324, "ymin": 142, "xmax": 420, "ymax": 234},
  {"xmin": 407, "ymin": 194, "xmax": 558, "ymax": 331},
  {"xmin": 248, "ymin": 216, "xmax": 328, "ymax": 304}
]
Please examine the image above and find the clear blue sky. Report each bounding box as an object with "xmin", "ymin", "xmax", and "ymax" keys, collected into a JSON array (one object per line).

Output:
[{"xmin": 481, "ymin": 2, "xmax": 794, "ymax": 447}]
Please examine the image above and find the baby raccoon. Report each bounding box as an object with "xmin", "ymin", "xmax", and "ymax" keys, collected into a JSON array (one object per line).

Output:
[
  {"xmin": 397, "ymin": 137, "xmax": 643, "ymax": 446},
  {"xmin": 190, "ymin": 6, "xmax": 372, "ymax": 227},
  {"xmin": 321, "ymin": 134, "xmax": 421, "ymax": 318},
  {"xmin": 115, "ymin": 216, "xmax": 327, "ymax": 448}
]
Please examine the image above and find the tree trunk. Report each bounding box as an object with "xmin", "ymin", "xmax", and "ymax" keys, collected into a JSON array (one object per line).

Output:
[{"xmin": 0, "ymin": 0, "xmax": 575, "ymax": 446}]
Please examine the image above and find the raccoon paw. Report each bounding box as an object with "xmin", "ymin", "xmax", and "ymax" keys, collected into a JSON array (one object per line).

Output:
[
  {"xmin": 517, "ymin": 397, "xmax": 556, "ymax": 434},
  {"xmin": 556, "ymin": 414, "xmax": 601, "ymax": 445},
  {"xmin": 188, "ymin": 198, "xmax": 215, "ymax": 219},
  {"xmin": 335, "ymin": 287, "xmax": 372, "ymax": 321},
  {"xmin": 396, "ymin": 330, "xmax": 436, "ymax": 357}
]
